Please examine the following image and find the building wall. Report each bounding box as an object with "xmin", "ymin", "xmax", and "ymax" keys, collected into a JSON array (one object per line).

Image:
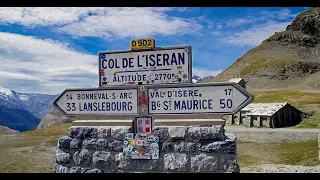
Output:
[
  {"xmin": 228, "ymin": 105, "xmax": 302, "ymax": 128},
  {"xmin": 54, "ymin": 126, "xmax": 239, "ymax": 173}
]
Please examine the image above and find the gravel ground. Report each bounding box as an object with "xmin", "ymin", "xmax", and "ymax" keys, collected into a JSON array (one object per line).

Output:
[
  {"xmin": 241, "ymin": 164, "xmax": 320, "ymax": 173},
  {"xmin": 224, "ymin": 126, "xmax": 319, "ymax": 143},
  {"xmin": 225, "ymin": 125, "xmax": 320, "ymax": 173}
]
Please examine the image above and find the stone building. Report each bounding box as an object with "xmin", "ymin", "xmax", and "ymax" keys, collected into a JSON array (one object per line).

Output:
[
  {"xmin": 228, "ymin": 78, "xmax": 246, "ymax": 89},
  {"xmin": 226, "ymin": 103, "xmax": 303, "ymax": 128}
]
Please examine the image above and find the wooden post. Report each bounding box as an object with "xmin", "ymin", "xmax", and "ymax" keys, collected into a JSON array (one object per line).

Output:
[
  {"xmin": 257, "ymin": 116, "xmax": 261, "ymax": 127},
  {"xmin": 266, "ymin": 117, "xmax": 271, "ymax": 128},
  {"xmin": 271, "ymin": 116, "xmax": 275, "ymax": 128}
]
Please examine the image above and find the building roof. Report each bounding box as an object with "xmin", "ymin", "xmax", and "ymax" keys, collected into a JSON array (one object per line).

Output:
[
  {"xmin": 228, "ymin": 78, "xmax": 244, "ymax": 83},
  {"xmin": 241, "ymin": 103, "xmax": 295, "ymax": 116}
]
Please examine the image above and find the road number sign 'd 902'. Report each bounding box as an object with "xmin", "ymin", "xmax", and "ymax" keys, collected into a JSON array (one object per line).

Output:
[
  {"xmin": 53, "ymin": 88, "xmax": 138, "ymax": 115},
  {"xmin": 99, "ymin": 46, "xmax": 191, "ymax": 86},
  {"xmin": 130, "ymin": 38, "xmax": 155, "ymax": 50},
  {"xmin": 148, "ymin": 84, "xmax": 253, "ymax": 114}
]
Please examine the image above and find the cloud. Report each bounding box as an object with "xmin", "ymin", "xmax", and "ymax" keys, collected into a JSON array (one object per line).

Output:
[
  {"xmin": 259, "ymin": 8, "xmax": 297, "ymax": 20},
  {"xmin": 225, "ymin": 17, "xmax": 261, "ymax": 27},
  {"xmin": 0, "ymin": 32, "xmax": 98, "ymax": 94},
  {"xmin": 210, "ymin": 31, "xmax": 223, "ymax": 36},
  {"xmin": 0, "ymin": 7, "xmax": 100, "ymax": 26},
  {"xmin": 57, "ymin": 8, "xmax": 201, "ymax": 39},
  {"xmin": 0, "ymin": 7, "xmax": 202, "ymax": 39},
  {"xmin": 222, "ymin": 8, "xmax": 298, "ymax": 28},
  {"xmin": 222, "ymin": 20, "xmax": 291, "ymax": 47},
  {"xmin": 192, "ymin": 67, "xmax": 222, "ymax": 78},
  {"xmin": 0, "ymin": 71, "xmax": 40, "ymax": 80}
]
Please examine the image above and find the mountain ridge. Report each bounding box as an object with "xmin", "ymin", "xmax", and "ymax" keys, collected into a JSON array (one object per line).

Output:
[
  {"xmin": 0, "ymin": 105, "xmax": 40, "ymax": 132},
  {"xmin": 0, "ymin": 85, "xmax": 56, "ymax": 119},
  {"xmin": 0, "ymin": 85, "xmax": 56, "ymax": 131},
  {"xmin": 210, "ymin": 7, "xmax": 320, "ymax": 91}
]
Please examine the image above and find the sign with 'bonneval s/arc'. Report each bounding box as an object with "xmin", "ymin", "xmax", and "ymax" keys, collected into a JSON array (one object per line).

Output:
[
  {"xmin": 53, "ymin": 87, "xmax": 138, "ymax": 116},
  {"xmin": 148, "ymin": 83, "xmax": 254, "ymax": 115},
  {"xmin": 98, "ymin": 46, "xmax": 192, "ymax": 86}
]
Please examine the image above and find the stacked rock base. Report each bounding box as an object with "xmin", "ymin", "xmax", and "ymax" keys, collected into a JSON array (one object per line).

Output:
[{"xmin": 54, "ymin": 125, "xmax": 240, "ymax": 173}]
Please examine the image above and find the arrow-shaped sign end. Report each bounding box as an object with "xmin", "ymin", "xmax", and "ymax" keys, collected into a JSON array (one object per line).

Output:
[
  {"xmin": 52, "ymin": 89, "xmax": 68, "ymax": 115},
  {"xmin": 231, "ymin": 83, "xmax": 254, "ymax": 114}
]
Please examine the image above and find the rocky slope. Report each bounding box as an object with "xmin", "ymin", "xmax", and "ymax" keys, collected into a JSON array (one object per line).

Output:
[
  {"xmin": 210, "ymin": 7, "xmax": 320, "ymax": 91},
  {"xmin": 37, "ymin": 106, "xmax": 74, "ymax": 129},
  {"xmin": 0, "ymin": 125, "xmax": 19, "ymax": 134}
]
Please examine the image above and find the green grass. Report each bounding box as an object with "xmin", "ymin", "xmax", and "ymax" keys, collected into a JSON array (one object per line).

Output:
[
  {"xmin": 240, "ymin": 57, "xmax": 297, "ymax": 76},
  {"xmin": 279, "ymin": 140, "xmax": 319, "ymax": 165},
  {"xmin": 0, "ymin": 123, "xmax": 71, "ymax": 173},
  {"xmin": 252, "ymin": 89, "xmax": 320, "ymax": 107},
  {"xmin": 238, "ymin": 140, "xmax": 319, "ymax": 167},
  {"xmin": 248, "ymin": 42, "xmax": 266, "ymax": 53},
  {"xmin": 22, "ymin": 123, "xmax": 71, "ymax": 137},
  {"xmin": 296, "ymin": 110, "xmax": 320, "ymax": 128},
  {"xmin": 296, "ymin": 7, "xmax": 318, "ymax": 19},
  {"xmin": 266, "ymin": 58, "xmax": 296, "ymax": 67},
  {"xmin": 241, "ymin": 60, "xmax": 265, "ymax": 76},
  {"xmin": 268, "ymin": 32, "xmax": 281, "ymax": 41}
]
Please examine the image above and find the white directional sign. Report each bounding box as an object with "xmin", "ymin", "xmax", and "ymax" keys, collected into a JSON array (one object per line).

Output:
[
  {"xmin": 99, "ymin": 46, "xmax": 192, "ymax": 86},
  {"xmin": 53, "ymin": 88, "xmax": 138, "ymax": 115},
  {"xmin": 148, "ymin": 83, "xmax": 254, "ymax": 114}
]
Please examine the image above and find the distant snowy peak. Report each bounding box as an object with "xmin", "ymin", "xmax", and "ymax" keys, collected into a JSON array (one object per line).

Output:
[
  {"xmin": 0, "ymin": 85, "xmax": 13, "ymax": 97},
  {"xmin": 192, "ymin": 75, "xmax": 202, "ymax": 83},
  {"xmin": 18, "ymin": 94, "xmax": 29, "ymax": 101}
]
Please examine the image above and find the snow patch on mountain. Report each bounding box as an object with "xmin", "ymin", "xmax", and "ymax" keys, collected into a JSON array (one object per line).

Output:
[
  {"xmin": 192, "ymin": 75, "xmax": 202, "ymax": 83},
  {"xmin": 0, "ymin": 85, "xmax": 13, "ymax": 97},
  {"xmin": 18, "ymin": 94, "xmax": 29, "ymax": 101}
]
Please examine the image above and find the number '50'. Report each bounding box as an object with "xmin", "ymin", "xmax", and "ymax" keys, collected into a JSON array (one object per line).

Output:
[{"xmin": 220, "ymin": 99, "xmax": 232, "ymax": 108}]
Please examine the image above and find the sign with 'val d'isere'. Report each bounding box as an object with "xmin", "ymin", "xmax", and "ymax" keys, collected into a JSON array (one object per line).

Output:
[
  {"xmin": 148, "ymin": 83, "xmax": 253, "ymax": 115},
  {"xmin": 53, "ymin": 87, "xmax": 138, "ymax": 116},
  {"xmin": 99, "ymin": 46, "xmax": 192, "ymax": 86}
]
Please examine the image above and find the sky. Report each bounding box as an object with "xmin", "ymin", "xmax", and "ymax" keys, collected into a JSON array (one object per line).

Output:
[{"xmin": 0, "ymin": 7, "xmax": 310, "ymax": 95}]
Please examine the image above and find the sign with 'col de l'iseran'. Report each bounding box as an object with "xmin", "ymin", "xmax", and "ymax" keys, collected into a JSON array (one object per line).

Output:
[{"xmin": 99, "ymin": 46, "xmax": 192, "ymax": 86}]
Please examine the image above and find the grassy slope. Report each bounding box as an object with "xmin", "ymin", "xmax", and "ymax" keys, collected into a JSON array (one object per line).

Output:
[
  {"xmin": 238, "ymin": 140, "xmax": 319, "ymax": 167},
  {"xmin": 0, "ymin": 124, "xmax": 71, "ymax": 173},
  {"xmin": 0, "ymin": 123, "xmax": 318, "ymax": 172},
  {"xmin": 252, "ymin": 89, "xmax": 320, "ymax": 128}
]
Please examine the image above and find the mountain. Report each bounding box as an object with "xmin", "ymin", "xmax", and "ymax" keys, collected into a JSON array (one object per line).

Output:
[
  {"xmin": 192, "ymin": 75, "xmax": 202, "ymax": 83},
  {"xmin": 197, "ymin": 76, "xmax": 215, "ymax": 83},
  {"xmin": 0, "ymin": 125, "xmax": 19, "ymax": 134},
  {"xmin": 210, "ymin": 7, "xmax": 320, "ymax": 90},
  {"xmin": 0, "ymin": 85, "xmax": 56, "ymax": 119},
  {"xmin": 0, "ymin": 105, "xmax": 40, "ymax": 132},
  {"xmin": 192, "ymin": 75, "xmax": 215, "ymax": 83},
  {"xmin": 37, "ymin": 106, "xmax": 74, "ymax": 129}
]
